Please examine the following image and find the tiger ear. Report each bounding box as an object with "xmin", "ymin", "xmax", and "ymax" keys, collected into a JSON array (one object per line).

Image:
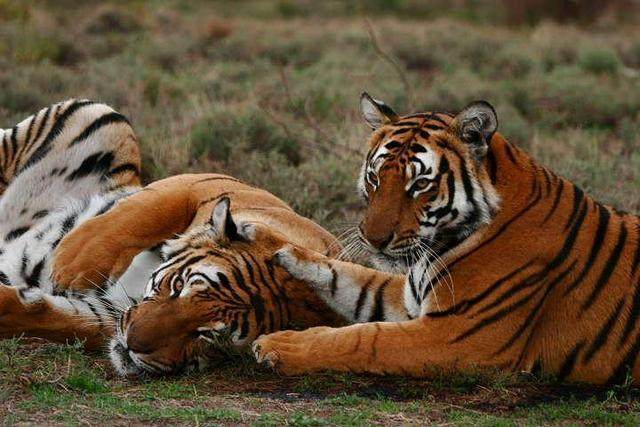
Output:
[
  {"xmin": 210, "ymin": 197, "xmax": 244, "ymax": 242},
  {"xmin": 450, "ymin": 101, "xmax": 498, "ymax": 159},
  {"xmin": 360, "ymin": 92, "xmax": 399, "ymax": 129}
]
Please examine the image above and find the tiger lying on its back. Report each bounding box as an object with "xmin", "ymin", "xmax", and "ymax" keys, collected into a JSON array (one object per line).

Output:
[
  {"xmin": 252, "ymin": 95, "xmax": 640, "ymax": 385},
  {"xmin": 1, "ymin": 101, "xmax": 344, "ymax": 375}
]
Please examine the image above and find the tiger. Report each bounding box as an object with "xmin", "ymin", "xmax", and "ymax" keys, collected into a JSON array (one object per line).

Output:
[
  {"xmin": 52, "ymin": 173, "xmax": 345, "ymax": 375},
  {"xmin": 2, "ymin": 102, "xmax": 345, "ymax": 376},
  {"xmin": 0, "ymin": 98, "xmax": 157, "ymax": 349},
  {"xmin": 252, "ymin": 94, "xmax": 640, "ymax": 385}
]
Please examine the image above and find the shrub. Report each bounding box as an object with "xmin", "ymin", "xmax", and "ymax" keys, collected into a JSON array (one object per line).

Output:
[
  {"xmin": 578, "ymin": 47, "xmax": 622, "ymax": 75},
  {"xmin": 190, "ymin": 108, "xmax": 302, "ymax": 165}
]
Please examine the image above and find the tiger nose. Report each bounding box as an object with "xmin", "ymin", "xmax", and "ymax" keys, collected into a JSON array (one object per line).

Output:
[{"xmin": 365, "ymin": 231, "xmax": 394, "ymax": 250}]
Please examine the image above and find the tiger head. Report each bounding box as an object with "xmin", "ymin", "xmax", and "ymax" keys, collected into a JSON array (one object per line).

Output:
[
  {"xmin": 109, "ymin": 197, "xmax": 326, "ymax": 376},
  {"xmin": 355, "ymin": 94, "xmax": 501, "ymax": 272}
]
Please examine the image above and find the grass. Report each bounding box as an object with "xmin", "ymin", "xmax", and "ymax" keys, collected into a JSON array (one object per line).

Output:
[
  {"xmin": 2, "ymin": 338, "xmax": 640, "ymax": 425},
  {"xmin": 1, "ymin": 0, "xmax": 639, "ymax": 424}
]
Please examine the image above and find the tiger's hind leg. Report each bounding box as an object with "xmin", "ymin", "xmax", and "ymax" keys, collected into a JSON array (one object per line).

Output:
[{"xmin": 0, "ymin": 285, "xmax": 113, "ymax": 350}]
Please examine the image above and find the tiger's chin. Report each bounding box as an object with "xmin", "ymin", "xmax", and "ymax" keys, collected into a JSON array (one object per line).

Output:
[
  {"xmin": 109, "ymin": 339, "xmax": 146, "ymax": 377},
  {"xmin": 370, "ymin": 253, "xmax": 411, "ymax": 274}
]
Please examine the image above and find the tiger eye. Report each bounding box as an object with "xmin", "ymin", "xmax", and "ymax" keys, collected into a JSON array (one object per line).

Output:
[{"xmin": 414, "ymin": 178, "xmax": 430, "ymax": 190}]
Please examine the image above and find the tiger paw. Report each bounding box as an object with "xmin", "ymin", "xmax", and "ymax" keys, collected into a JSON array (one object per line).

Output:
[
  {"xmin": 252, "ymin": 327, "xmax": 334, "ymax": 375},
  {"xmin": 273, "ymin": 245, "xmax": 333, "ymax": 291},
  {"xmin": 52, "ymin": 217, "xmax": 136, "ymax": 292}
]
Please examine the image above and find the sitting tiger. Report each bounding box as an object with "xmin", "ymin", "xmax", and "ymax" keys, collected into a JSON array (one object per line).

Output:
[
  {"xmin": 1, "ymin": 101, "xmax": 343, "ymax": 375},
  {"xmin": 252, "ymin": 95, "xmax": 640, "ymax": 385}
]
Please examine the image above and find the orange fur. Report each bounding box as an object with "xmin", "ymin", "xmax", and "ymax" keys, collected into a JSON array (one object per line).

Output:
[
  {"xmin": 254, "ymin": 100, "xmax": 640, "ymax": 385},
  {"xmin": 53, "ymin": 174, "xmax": 345, "ymax": 373}
]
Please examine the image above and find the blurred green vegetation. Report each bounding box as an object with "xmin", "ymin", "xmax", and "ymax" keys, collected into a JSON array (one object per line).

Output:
[{"xmin": 0, "ymin": 0, "xmax": 638, "ymax": 225}]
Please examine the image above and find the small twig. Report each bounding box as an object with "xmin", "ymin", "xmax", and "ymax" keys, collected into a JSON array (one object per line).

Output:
[
  {"xmin": 276, "ymin": 66, "xmax": 361, "ymax": 157},
  {"xmin": 363, "ymin": 18, "xmax": 414, "ymax": 110},
  {"xmin": 257, "ymin": 102, "xmax": 295, "ymax": 141}
]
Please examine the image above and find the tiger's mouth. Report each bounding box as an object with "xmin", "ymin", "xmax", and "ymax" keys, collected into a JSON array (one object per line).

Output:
[
  {"xmin": 109, "ymin": 339, "xmax": 147, "ymax": 377},
  {"xmin": 108, "ymin": 327, "xmax": 183, "ymax": 377},
  {"xmin": 369, "ymin": 251, "xmax": 413, "ymax": 274},
  {"xmin": 366, "ymin": 237, "xmax": 441, "ymax": 274}
]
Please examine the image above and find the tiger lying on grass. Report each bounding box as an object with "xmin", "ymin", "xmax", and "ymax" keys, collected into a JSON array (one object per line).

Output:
[
  {"xmin": 0, "ymin": 100, "xmax": 343, "ymax": 375},
  {"xmin": 253, "ymin": 96, "xmax": 640, "ymax": 385}
]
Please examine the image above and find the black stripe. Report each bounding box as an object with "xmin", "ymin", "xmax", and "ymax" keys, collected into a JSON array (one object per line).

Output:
[
  {"xmin": 20, "ymin": 100, "xmax": 94, "ymax": 172},
  {"xmin": 541, "ymin": 168, "xmax": 553, "ymax": 196},
  {"xmin": 454, "ymin": 261, "xmax": 535, "ymax": 316},
  {"xmin": 238, "ymin": 311, "xmax": 250, "ymax": 340},
  {"xmin": 542, "ymin": 180, "xmax": 565, "ymax": 225},
  {"xmin": 354, "ymin": 278, "xmax": 373, "ymax": 320},
  {"xmin": 608, "ymin": 335, "xmax": 640, "ymax": 384},
  {"xmin": 563, "ymin": 204, "xmax": 610, "ymax": 295},
  {"xmin": 391, "ymin": 127, "xmax": 415, "ymax": 136},
  {"xmin": 407, "ymin": 269, "xmax": 420, "ymax": 305},
  {"xmin": 61, "ymin": 213, "xmax": 78, "ymax": 233},
  {"xmin": 31, "ymin": 210, "xmax": 49, "ymax": 220},
  {"xmin": 266, "ymin": 259, "xmax": 291, "ymax": 328},
  {"xmin": 583, "ymin": 298, "xmax": 625, "ymax": 363},
  {"xmin": 5, "ymin": 226, "xmax": 30, "ymax": 241},
  {"xmin": 452, "ymin": 285, "xmax": 542, "ymax": 344},
  {"xmin": 564, "ymin": 186, "xmax": 585, "ymax": 231},
  {"xmin": 0, "ymin": 271, "xmax": 9, "ymax": 285},
  {"xmin": 20, "ymin": 249, "xmax": 29, "ymax": 277},
  {"xmin": 96, "ymin": 199, "xmax": 117, "ymax": 216},
  {"xmin": 329, "ymin": 267, "xmax": 338, "ymax": 297},
  {"xmin": 21, "ymin": 113, "xmax": 37, "ymax": 158},
  {"xmin": 632, "ymin": 225, "xmax": 640, "ymax": 275},
  {"xmin": 423, "ymin": 123, "xmax": 446, "ymax": 131},
  {"xmin": 503, "ymin": 143, "xmax": 518, "ymax": 165},
  {"xmin": 448, "ymin": 176, "xmax": 544, "ymax": 270},
  {"xmin": 9, "ymin": 126, "xmax": 18, "ymax": 163},
  {"xmin": 546, "ymin": 198, "xmax": 589, "ymax": 271},
  {"xmin": 582, "ymin": 222, "xmax": 628, "ymax": 312},
  {"xmin": 109, "ymin": 163, "xmax": 139, "ymax": 177},
  {"xmin": 25, "ymin": 258, "xmax": 45, "ymax": 288},
  {"xmin": 1, "ymin": 133, "xmax": 9, "ymax": 170},
  {"xmin": 194, "ymin": 176, "xmax": 240, "ymax": 185},
  {"xmin": 557, "ymin": 341, "xmax": 585, "ymax": 380},
  {"xmin": 68, "ymin": 112, "xmax": 130, "ymax": 147},
  {"xmin": 66, "ymin": 151, "xmax": 115, "ymax": 181},
  {"xmin": 486, "ymin": 148, "xmax": 498, "ymax": 184},
  {"xmin": 239, "ymin": 253, "xmax": 260, "ymax": 292},
  {"xmin": 494, "ymin": 261, "xmax": 577, "ymax": 356},
  {"xmin": 84, "ymin": 300, "xmax": 104, "ymax": 324},
  {"xmin": 29, "ymin": 106, "xmax": 51, "ymax": 153},
  {"xmin": 368, "ymin": 279, "xmax": 391, "ymax": 322},
  {"xmin": 620, "ymin": 280, "xmax": 640, "ymax": 348}
]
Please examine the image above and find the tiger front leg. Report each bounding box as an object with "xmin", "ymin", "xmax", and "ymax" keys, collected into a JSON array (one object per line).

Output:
[
  {"xmin": 53, "ymin": 175, "xmax": 197, "ymax": 291},
  {"xmin": 274, "ymin": 244, "xmax": 409, "ymax": 323},
  {"xmin": 253, "ymin": 317, "xmax": 502, "ymax": 376}
]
